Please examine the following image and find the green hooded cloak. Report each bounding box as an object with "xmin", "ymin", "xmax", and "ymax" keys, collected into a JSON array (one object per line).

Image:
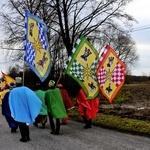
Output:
[
  {"xmin": 45, "ymin": 88, "xmax": 67, "ymax": 119},
  {"xmin": 35, "ymin": 90, "xmax": 47, "ymax": 115}
]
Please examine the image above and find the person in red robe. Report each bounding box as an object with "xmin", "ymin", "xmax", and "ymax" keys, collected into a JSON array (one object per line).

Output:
[
  {"xmin": 57, "ymin": 84, "xmax": 74, "ymax": 125},
  {"xmin": 76, "ymin": 89, "xmax": 100, "ymax": 129}
]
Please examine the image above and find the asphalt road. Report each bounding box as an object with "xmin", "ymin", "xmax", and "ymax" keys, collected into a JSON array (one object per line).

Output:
[{"xmin": 0, "ymin": 111, "xmax": 150, "ymax": 150}]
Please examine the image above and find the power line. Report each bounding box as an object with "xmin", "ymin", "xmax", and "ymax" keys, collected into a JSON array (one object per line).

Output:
[
  {"xmin": 132, "ymin": 25, "xmax": 150, "ymax": 32},
  {"xmin": 133, "ymin": 24, "xmax": 150, "ymax": 29},
  {"xmin": 0, "ymin": 60, "xmax": 12, "ymax": 64}
]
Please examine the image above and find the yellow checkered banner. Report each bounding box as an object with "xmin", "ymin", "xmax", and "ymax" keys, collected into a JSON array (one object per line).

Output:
[
  {"xmin": 24, "ymin": 11, "xmax": 51, "ymax": 82},
  {"xmin": 64, "ymin": 36, "xmax": 99, "ymax": 100}
]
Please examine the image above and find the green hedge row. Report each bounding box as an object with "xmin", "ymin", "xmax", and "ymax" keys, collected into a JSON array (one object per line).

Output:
[{"xmin": 69, "ymin": 107, "xmax": 150, "ymax": 137}]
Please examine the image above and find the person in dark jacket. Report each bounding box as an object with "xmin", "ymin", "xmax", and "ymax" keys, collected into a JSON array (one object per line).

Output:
[{"xmin": 2, "ymin": 82, "xmax": 18, "ymax": 133}]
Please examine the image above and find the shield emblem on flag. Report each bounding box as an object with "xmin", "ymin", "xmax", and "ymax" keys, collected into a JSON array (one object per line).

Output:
[
  {"xmin": 97, "ymin": 45, "xmax": 126, "ymax": 103},
  {"xmin": 24, "ymin": 11, "xmax": 51, "ymax": 82},
  {"xmin": 64, "ymin": 36, "xmax": 99, "ymax": 100}
]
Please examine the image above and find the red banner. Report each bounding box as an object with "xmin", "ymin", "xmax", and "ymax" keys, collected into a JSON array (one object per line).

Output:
[{"xmin": 96, "ymin": 45, "xmax": 126, "ymax": 103}]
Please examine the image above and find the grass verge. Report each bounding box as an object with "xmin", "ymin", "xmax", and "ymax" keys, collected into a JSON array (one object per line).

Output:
[{"xmin": 69, "ymin": 107, "xmax": 150, "ymax": 137}]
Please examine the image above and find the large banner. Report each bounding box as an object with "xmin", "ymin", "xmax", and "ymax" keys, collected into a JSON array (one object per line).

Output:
[
  {"xmin": 24, "ymin": 11, "xmax": 51, "ymax": 82},
  {"xmin": 1, "ymin": 71, "xmax": 16, "ymax": 86},
  {"xmin": 96, "ymin": 45, "xmax": 126, "ymax": 103},
  {"xmin": 64, "ymin": 36, "xmax": 99, "ymax": 99}
]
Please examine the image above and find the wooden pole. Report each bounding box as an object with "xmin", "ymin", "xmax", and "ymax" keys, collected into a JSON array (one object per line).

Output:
[
  {"xmin": 55, "ymin": 71, "xmax": 62, "ymax": 88},
  {"xmin": 22, "ymin": 61, "xmax": 26, "ymax": 86}
]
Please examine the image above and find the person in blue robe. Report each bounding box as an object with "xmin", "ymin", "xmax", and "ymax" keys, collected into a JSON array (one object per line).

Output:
[{"xmin": 9, "ymin": 77, "xmax": 42, "ymax": 142}]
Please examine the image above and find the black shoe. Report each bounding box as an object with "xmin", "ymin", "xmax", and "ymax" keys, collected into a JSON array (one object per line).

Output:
[
  {"xmin": 55, "ymin": 131, "xmax": 63, "ymax": 135},
  {"xmin": 26, "ymin": 137, "xmax": 30, "ymax": 141},
  {"xmin": 54, "ymin": 131, "xmax": 59, "ymax": 135},
  {"xmin": 11, "ymin": 128, "xmax": 17, "ymax": 133},
  {"xmin": 83, "ymin": 125, "xmax": 91, "ymax": 129},
  {"xmin": 20, "ymin": 136, "xmax": 30, "ymax": 142},
  {"xmin": 51, "ymin": 131, "xmax": 62, "ymax": 135},
  {"xmin": 42, "ymin": 123, "xmax": 45, "ymax": 129},
  {"xmin": 20, "ymin": 138, "xmax": 27, "ymax": 142},
  {"xmin": 33, "ymin": 122, "xmax": 38, "ymax": 127},
  {"xmin": 61, "ymin": 122, "xmax": 67, "ymax": 125},
  {"xmin": 51, "ymin": 131, "xmax": 55, "ymax": 135}
]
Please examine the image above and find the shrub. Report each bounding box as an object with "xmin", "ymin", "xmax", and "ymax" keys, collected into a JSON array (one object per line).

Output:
[
  {"xmin": 69, "ymin": 107, "xmax": 150, "ymax": 137},
  {"xmin": 114, "ymin": 90, "xmax": 132, "ymax": 103}
]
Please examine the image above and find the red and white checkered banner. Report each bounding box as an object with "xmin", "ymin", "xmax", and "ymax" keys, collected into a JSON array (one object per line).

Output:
[{"xmin": 96, "ymin": 45, "xmax": 126, "ymax": 103}]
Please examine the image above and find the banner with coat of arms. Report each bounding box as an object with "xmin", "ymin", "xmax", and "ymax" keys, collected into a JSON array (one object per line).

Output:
[
  {"xmin": 1, "ymin": 71, "xmax": 16, "ymax": 86},
  {"xmin": 24, "ymin": 11, "xmax": 51, "ymax": 82},
  {"xmin": 96, "ymin": 45, "xmax": 126, "ymax": 103},
  {"xmin": 64, "ymin": 36, "xmax": 99, "ymax": 100}
]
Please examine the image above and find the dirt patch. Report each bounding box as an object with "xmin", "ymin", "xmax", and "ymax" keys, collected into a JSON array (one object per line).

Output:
[{"xmin": 100, "ymin": 84, "xmax": 150, "ymax": 121}]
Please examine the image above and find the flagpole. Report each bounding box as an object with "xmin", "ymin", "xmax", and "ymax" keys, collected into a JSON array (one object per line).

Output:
[
  {"xmin": 22, "ymin": 61, "xmax": 25, "ymax": 86},
  {"xmin": 55, "ymin": 71, "xmax": 63, "ymax": 88}
]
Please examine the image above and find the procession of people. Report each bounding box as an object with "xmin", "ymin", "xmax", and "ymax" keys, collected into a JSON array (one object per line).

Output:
[{"xmin": 0, "ymin": 75, "xmax": 100, "ymax": 143}]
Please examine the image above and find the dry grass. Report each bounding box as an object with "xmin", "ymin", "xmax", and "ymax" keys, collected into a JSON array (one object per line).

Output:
[{"xmin": 70, "ymin": 84, "xmax": 150, "ymax": 137}]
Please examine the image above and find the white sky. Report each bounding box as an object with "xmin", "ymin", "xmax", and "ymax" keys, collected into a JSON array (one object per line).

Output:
[
  {"xmin": 0, "ymin": 0, "xmax": 150, "ymax": 77},
  {"xmin": 125, "ymin": 0, "xmax": 150, "ymax": 76}
]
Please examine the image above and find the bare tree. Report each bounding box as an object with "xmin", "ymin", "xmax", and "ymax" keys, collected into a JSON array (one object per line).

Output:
[
  {"xmin": 0, "ymin": 0, "xmax": 137, "ymax": 72},
  {"xmin": 47, "ymin": 0, "xmax": 135, "ymax": 56},
  {"xmin": 91, "ymin": 26, "xmax": 139, "ymax": 68}
]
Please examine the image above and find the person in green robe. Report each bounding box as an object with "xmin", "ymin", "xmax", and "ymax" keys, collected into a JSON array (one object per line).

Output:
[
  {"xmin": 44, "ymin": 80, "xmax": 67, "ymax": 135},
  {"xmin": 34, "ymin": 84, "xmax": 48, "ymax": 128}
]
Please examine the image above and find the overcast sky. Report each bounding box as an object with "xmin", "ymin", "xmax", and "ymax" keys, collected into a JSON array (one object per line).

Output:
[
  {"xmin": 0, "ymin": 0, "xmax": 150, "ymax": 77},
  {"xmin": 125, "ymin": 0, "xmax": 150, "ymax": 76}
]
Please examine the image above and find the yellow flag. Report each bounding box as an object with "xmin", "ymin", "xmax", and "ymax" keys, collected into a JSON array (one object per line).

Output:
[
  {"xmin": 24, "ymin": 11, "xmax": 51, "ymax": 82},
  {"xmin": 64, "ymin": 36, "xmax": 99, "ymax": 100},
  {"xmin": 1, "ymin": 71, "xmax": 16, "ymax": 86}
]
